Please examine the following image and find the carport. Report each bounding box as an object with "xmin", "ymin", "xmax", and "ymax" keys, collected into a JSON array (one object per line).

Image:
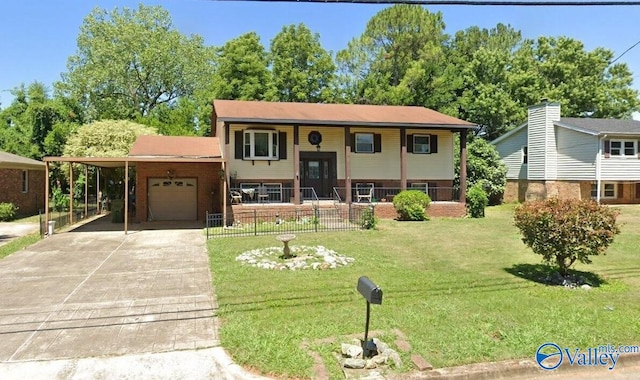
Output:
[{"xmin": 43, "ymin": 136, "xmax": 225, "ymax": 234}]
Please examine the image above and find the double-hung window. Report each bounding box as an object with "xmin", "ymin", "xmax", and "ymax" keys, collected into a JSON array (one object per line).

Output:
[
  {"xmin": 591, "ymin": 183, "xmax": 617, "ymax": 199},
  {"xmin": 22, "ymin": 170, "xmax": 28, "ymax": 193},
  {"xmin": 244, "ymin": 130, "xmax": 278, "ymax": 160},
  {"xmin": 355, "ymin": 133, "xmax": 374, "ymax": 153},
  {"xmin": 413, "ymin": 135, "xmax": 431, "ymax": 154}
]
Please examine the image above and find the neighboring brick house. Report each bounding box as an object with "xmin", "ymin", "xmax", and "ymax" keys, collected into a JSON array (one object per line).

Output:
[
  {"xmin": 0, "ymin": 151, "xmax": 46, "ymax": 216},
  {"xmin": 492, "ymin": 102, "xmax": 640, "ymax": 204}
]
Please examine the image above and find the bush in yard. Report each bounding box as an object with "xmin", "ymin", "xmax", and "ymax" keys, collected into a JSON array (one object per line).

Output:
[
  {"xmin": 52, "ymin": 186, "xmax": 69, "ymax": 211},
  {"xmin": 360, "ymin": 205, "xmax": 378, "ymax": 229},
  {"xmin": 466, "ymin": 183, "xmax": 488, "ymax": 218},
  {"xmin": 0, "ymin": 203, "xmax": 19, "ymax": 221},
  {"xmin": 392, "ymin": 190, "xmax": 430, "ymax": 221},
  {"xmin": 513, "ymin": 198, "xmax": 620, "ymax": 276}
]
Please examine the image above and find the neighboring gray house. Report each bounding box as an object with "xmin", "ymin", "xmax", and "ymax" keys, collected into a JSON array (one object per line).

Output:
[{"xmin": 492, "ymin": 102, "xmax": 640, "ymax": 204}]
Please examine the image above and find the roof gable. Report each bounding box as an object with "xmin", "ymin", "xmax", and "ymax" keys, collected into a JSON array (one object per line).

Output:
[
  {"xmin": 213, "ymin": 100, "xmax": 476, "ymax": 129},
  {"xmin": 128, "ymin": 135, "xmax": 221, "ymax": 158}
]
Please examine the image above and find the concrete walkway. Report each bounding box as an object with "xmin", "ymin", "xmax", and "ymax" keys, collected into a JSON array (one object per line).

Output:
[{"xmin": 0, "ymin": 216, "xmax": 269, "ymax": 379}]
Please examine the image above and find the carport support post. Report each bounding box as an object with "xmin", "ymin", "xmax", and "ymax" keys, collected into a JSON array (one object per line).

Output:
[
  {"xmin": 124, "ymin": 160, "xmax": 129, "ymax": 234},
  {"xmin": 45, "ymin": 161, "xmax": 50, "ymax": 225},
  {"xmin": 69, "ymin": 162, "xmax": 74, "ymax": 225}
]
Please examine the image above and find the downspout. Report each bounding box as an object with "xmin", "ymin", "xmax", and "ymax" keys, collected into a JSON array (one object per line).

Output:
[{"xmin": 596, "ymin": 134, "xmax": 606, "ymax": 203}]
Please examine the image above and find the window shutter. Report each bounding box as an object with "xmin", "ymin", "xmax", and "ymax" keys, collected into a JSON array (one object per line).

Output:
[
  {"xmin": 374, "ymin": 134, "xmax": 382, "ymax": 153},
  {"xmin": 430, "ymin": 135, "xmax": 438, "ymax": 154},
  {"xmin": 234, "ymin": 131, "xmax": 243, "ymax": 159},
  {"xmin": 407, "ymin": 134, "xmax": 414, "ymax": 153},
  {"xmin": 279, "ymin": 132, "xmax": 287, "ymax": 159},
  {"xmin": 350, "ymin": 133, "xmax": 355, "ymax": 152},
  {"xmin": 604, "ymin": 140, "xmax": 610, "ymax": 158},
  {"xmin": 637, "ymin": 140, "xmax": 640, "ymax": 159},
  {"xmin": 618, "ymin": 183, "xmax": 624, "ymax": 199},
  {"xmin": 636, "ymin": 183, "xmax": 640, "ymax": 199}
]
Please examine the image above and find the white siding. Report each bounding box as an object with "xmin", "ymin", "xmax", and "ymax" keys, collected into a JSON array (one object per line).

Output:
[
  {"xmin": 555, "ymin": 127, "xmax": 597, "ymax": 180},
  {"xmin": 527, "ymin": 106, "xmax": 547, "ymax": 179},
  {"xmin": 600, "ymin": 136, "xmax": 640, "ymax": 180},
  {"xmin": 494, "ymin": 127, "xmax": 528, "ymax": 180},
  {"xmin": 406, "ymin": 130, "xmax": 454, "ymax": 180},
  {"xmin": 545, "ymin": 105, "xmax": 560, "ymax": 179}
]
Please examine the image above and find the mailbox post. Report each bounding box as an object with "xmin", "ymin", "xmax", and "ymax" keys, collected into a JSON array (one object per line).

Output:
[{"xmin": 357, "ymin": 276, "xmax": 382, "ymax": 357}]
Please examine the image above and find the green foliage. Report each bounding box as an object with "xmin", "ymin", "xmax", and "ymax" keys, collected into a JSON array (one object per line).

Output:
[
  {"xmin": 513, "ymin": 199, "xmax": 620, "ymax": 276},
  {"xmin": 0, "ymin": 203, "xmax": 19, "ymax": 221},
  {"xmin": 59, "ymin": 4, "xmax": 215, "ymax": 120},
  {"xmin": 270, "ymin": 24, "xmax": 336, "ymax": 103},
  {"xmin": 336, "ymin": 5, "xmax": 450, "ymax": 107},
  {"xmin": 392, "ymin": 190, "xmax": 431, "ymax": 221},
  {"xmin": 360, "ymin": 206, "xmax": 378, "ymax": 229},
  {"xmin": 211, "ymin": 32, "xmax": 276, "ymax": 101},
  {"xmin": 466, "ymin": 183, "xmax": 488, "ymax": 218},
  {"xmin": 63, "ymin": 120, "xmax": 157, "ymax": 158},
  {"xmin": 455, "ymin": 136, "xmax": 507, "ymax": 205},
  {"xmin": 51, "ymin": 186, "xmax": 69, "ymax": 212}
]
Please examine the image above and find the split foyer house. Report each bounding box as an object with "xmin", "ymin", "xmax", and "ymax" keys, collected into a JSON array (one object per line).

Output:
[
  {"xmin": 212, "ymin": 100, "xmax": 476, "ymax": 215},
  {"xmin": 493, "ymin": 102, "xmax": 640, "ymax": 204},
  {"xmin": 0, "ymin": 151, "xmax": 45, "ymax": 216}
]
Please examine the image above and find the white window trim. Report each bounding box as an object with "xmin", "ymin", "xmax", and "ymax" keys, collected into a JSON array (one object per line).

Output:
[
  {"xmin": 413, "ymin": 134, "xmax": 431, "ymax": 154},
  {"xmin": 355, "ymin": 133, "xmax": 374, "ymax": 153},
  {"xmin": 243, "ymin": 130, "xmax": 279, "ymax": 160},
  {"xmin": 22, "ymin": 170, "xmax": 28, "ymax": 193},
  {"xmin": 592, "ymin": 182, "xmax": 617, "ymax": 199},
  {"xmin": 609, "ymin": 139, "xmax": 637, "ymax": 158}
]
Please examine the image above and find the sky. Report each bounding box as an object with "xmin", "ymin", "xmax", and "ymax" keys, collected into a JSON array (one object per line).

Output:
[{"xmin": 1, "ymin": 0, "xmax": 640, "ymax": 109}]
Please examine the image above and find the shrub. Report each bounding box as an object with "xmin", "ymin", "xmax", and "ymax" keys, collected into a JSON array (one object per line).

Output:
[
  {"xmin": 52, "ymin": 186, "xmax": 69, "ymax": 211},
  {"xmin": 360, "ymin": 206, "xmax": 378, "ymax": 229},
  {"xmin": 513, "ymin": 198, "xmax": 620, "ymax": 276},
  {"xmin": 466, "ymin": 183, "xmax": 488, "ymax": 218},
  {"xmin": 392, "ymin": 190, "xmax": 431, "ymax": 221},
  {"xmin": 0, "ymin": 203, "xmax": 19, "ymax": 221}
]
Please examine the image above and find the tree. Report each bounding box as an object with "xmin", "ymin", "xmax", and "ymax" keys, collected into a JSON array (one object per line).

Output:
[
  {"xmin": 514, "ymin": 199, "xmax": 620, "ymax": 276},
  {"xmin": 63, "ymin": 120, "xmax": 157, "ymax": 158},
  {"xmin": 454, "ymin": 137, "xmax": 507, "ymax": 205},
  {"xmin": 211, "ymin": 32, "xmax": 275, "ymax": 101},
  {"xmin": 336, "ymin": 5, "xmax": 449, "ymax": 108},
  {"xmin": 58, "ymin": 4, "xmax": 214, "ymax": 120},
  {"xmin": 270, "ymin": 24, "xmax": 335, "ymax": 103}
]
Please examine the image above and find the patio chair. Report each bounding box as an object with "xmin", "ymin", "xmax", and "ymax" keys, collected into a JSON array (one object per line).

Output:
[
  {"xmin": 257, "ymin": 186, "xmax": 269, "ymax": 203},
  {"xmin": 230, "ymin": 190, "xmax": 243, "ymax": 204},
  {"xmin": 356, "ymin": 187, "xmax": 373, "ymax": 203}
]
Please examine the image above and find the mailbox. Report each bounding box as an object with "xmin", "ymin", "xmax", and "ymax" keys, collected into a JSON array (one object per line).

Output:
[{"xmin": 357, "ymin": 276, "xmax": 383, "ymax": 305}]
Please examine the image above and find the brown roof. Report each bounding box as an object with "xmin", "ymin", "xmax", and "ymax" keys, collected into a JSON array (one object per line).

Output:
[
  {"xmin": 128, "ymin": 135, "xmax": 221, "ymax": 158},
  {"xmin": 0, "ymin": 151, "xmax": 45, "ymax": 170},
  {"xmin": 213, "ymin": 100, "xmax": 476, "ymax": 129}
]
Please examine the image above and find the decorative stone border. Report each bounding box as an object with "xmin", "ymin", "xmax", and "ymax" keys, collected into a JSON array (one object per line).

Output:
[{"xmin": 235, "ymin": 245, "xmax": 355, "ymax": 270}]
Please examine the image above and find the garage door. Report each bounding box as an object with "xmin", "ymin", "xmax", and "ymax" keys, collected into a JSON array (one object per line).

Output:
[{"xmin": 148, "ymin": 178, "xmax": 197, "ymax": 221}]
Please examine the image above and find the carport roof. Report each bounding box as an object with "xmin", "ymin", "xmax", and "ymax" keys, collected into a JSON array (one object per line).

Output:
[{"xmin": 44, "ymin": 136, "xmax": 223, "ymax": 168}]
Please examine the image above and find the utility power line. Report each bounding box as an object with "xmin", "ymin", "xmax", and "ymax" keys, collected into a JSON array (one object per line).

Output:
[{"xmin": 212, "ymin": 0, "xmax": 640, "ymax": 6}]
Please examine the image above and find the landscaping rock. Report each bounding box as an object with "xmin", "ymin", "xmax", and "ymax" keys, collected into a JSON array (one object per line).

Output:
[
  {"xmin": 581, "ymin": 284, "xmax": 592, "ymax": 291},
  {"xmin": 344, "ymin": 358, "xmax": 366, "ymax": 369},
  {"xmin": 342, "ymin": 343, "xmax": 363, "ymax": 359}
]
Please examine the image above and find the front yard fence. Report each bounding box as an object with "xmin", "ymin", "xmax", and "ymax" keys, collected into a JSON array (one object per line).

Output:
[{"xmin": 206, "ymin": 205, "xmax": 372, "ymax": 238}]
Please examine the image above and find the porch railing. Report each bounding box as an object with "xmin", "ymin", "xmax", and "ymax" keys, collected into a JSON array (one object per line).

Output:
[
  {"xmin": 332, "ymin": 186, "xmax": 460, "ymax": 203},
  {"xmin": 230, "ymin": 186, "xmax": 319, "ymax": 204}
]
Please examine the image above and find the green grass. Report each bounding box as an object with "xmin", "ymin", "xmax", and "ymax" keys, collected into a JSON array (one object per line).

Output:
[
  {"xmin": 207, "ymin": 204, "xmax": 640, "ymax": 378},
  {"xmin": 0, "ymin": 233, "xmax": 41, "ymax": 260}
]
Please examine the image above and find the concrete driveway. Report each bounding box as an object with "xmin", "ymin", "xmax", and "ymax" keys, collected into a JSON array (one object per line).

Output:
[{"xmin": 0, "ymin": 216, "xmax": 268, "ymax": 379}]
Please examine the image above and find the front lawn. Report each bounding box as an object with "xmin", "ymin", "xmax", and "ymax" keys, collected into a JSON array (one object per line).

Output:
[{"xmin": 207, "ymin": 204, "xmax": 640, "ymax": 378}]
